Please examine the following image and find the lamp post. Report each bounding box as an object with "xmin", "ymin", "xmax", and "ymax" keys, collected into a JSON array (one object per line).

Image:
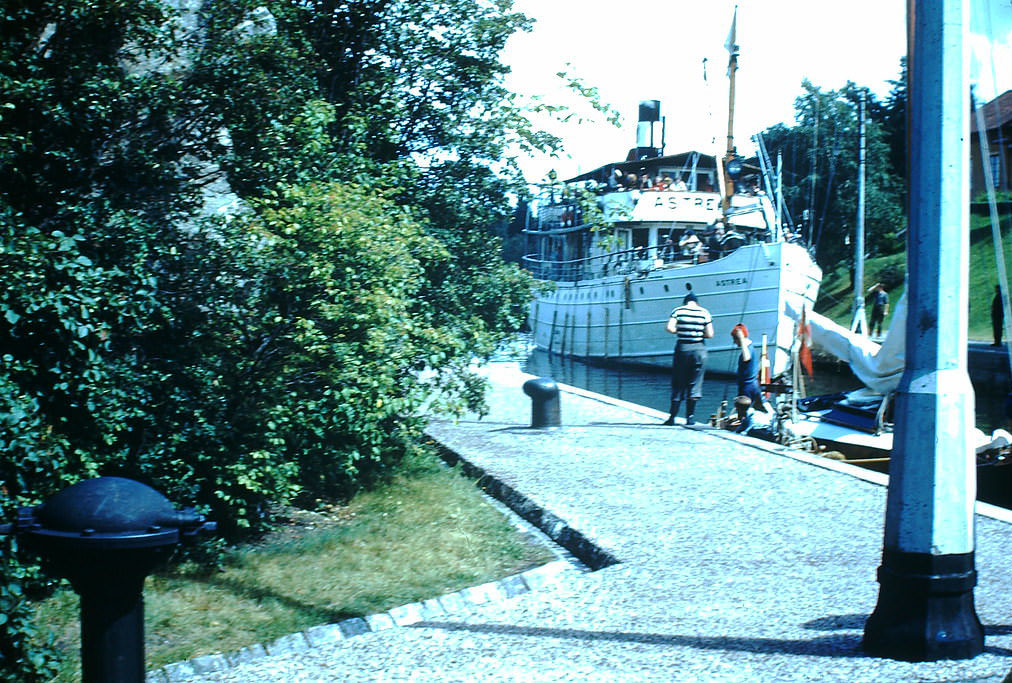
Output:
[{"xmin": 862, "ymin": 0, "xmax": 984, "ymax": 661}]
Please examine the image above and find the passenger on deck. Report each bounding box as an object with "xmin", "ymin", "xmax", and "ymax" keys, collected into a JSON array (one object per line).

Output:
[
  {"xmin": 671, "ymin": 176, "xmax": 688, "ymax": 192},
  {"xmin": 720, "ymin": 228, "xmax": 746, "ymax": 254},
  {"xmin": 707, "ymin": 223, "xmax": 725, "ymax": 260},
  {"xmin": 639, "ymin": 173, "xmax": 653, "ymax": 190},
  {"xmin": 655, "ymin": 175, "xmax": 672, "ymax": 191},
  {"xmin": 633, "ymin": 246, "xmax": 651, "ymax": 277},
  {"xmin": 626, "ymin": 173, "xmax": 639, "ymax": 190},
  {"xmin": 679, "ymin": 229, "xmax": 702, "ymax": 257},
  {"xmin": 660, "ymin": 237, "xmax": 677, "ymax": 262}
]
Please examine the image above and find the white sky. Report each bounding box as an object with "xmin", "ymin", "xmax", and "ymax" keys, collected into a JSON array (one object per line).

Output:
[{"xmin": 502, "ymin": 0, "xmax": 1012, "ymax": 183}]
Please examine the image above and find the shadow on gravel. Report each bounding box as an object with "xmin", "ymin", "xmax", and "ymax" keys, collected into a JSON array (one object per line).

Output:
[
  {"xmin": 411, "ymin": 621, "xmax": 866, "ymax": 658},
  {"xmin": 413, "ymin": 620, "xmax": 1012, "ymax": 658},
  {"xmin": 802, "ymin": 614, "xmax": 869, "ymax": 631},
  {"xmin": 799, "ymin": 615, "xmax": 1012, "ymax": 658},
  {"xmin": 486, "ymin": 423, "xmax": 665, "ymax": 432}
]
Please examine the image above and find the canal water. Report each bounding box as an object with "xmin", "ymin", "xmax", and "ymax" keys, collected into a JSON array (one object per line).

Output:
[
  {"xmin": 493, "ymin": 335, "xmax": 1012, "ymax": 510},
  {"xmin": 494, "ymin": 335, "xmax": 1010, "ymax": 433}
]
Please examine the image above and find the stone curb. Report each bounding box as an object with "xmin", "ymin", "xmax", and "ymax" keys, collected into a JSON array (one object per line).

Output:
[
  {"xmin": 145, "ymin": 432, "xmax": 608, "ymax": 683},
  {"xmin": 147, "ymin": 417, "xmax": 624, "ymax": 682},
  {"xmin": 146, "ymin": 557, "xmax": 577, "ymax": 682},
  {"xmin": 432, "ymin": 441, "xmax": 620, "ymax": 572}
]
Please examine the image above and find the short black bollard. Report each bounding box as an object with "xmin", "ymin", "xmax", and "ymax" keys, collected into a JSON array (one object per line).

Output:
[
  {"xmin": 522, "ymin": 377, "xmax": 561, "ymax": 429},
  {"xmin": 3, "ymin": 477, "xmax": 215, "ymax": 683}
]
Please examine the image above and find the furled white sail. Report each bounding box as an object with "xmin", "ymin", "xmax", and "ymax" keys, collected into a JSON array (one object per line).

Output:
[{"xmin": 785, "ymin": 294, "xmax": 906, "ymax": 395}]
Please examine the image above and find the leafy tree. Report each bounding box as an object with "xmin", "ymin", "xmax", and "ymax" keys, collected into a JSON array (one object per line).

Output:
[
  {"xmin": 0, "ymin": 1, "xmax": 199, "ymax": 677},
  {"xmin": 184, "ymin": 1, "xmax": 338, "ymax": 198},
  {"xmin": 882, "ymin": 58, "xmax": 908, "ymax": 185},
  {"xmin": 185, "ymin": 0, "xmax": 550, "ymax": 359},
  {"xmin": 761, "ymin": 79, "xmax": 905, "ymax": 271},
  {"xmin": 2, "ymin": 0, "xmax": 553, "ymax": 676},
  {"xmin": 264, "ymin": 0, "xmax": 554, "ymax": 353}
]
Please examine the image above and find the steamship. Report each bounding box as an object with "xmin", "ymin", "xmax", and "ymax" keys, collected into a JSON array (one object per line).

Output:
[{"xmin": 522, "ymin": 98, "xmax": 822, "ymax": 376}]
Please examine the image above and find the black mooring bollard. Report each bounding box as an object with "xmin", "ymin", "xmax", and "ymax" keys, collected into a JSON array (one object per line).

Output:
[
  {"xmin": 522, "ymin": 377, "xmax": 561, "ymax": 429},
  {"xmin": 3, "ymin": 477, "xmax": 215, "ymax": 683}
]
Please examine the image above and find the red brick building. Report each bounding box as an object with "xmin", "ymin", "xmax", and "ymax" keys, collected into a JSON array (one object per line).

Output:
[{"xmin": 970, "ymin": 90, "xmax": 1012, "ymax": 197}]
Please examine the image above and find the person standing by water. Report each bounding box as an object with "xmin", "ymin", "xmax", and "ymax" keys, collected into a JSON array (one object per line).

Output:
[
  {"xmin": 663, "ymin": 292, "xmax": 713, "ymax": 426},
  {"xmin": 992, "ymin": 284, "xmax": 1004, "ymax": 347},
  {"xmin": 867, "ymin": 283, "xmax": 889, "ymax": 337},
  {"xmin": 730, "ymin": 323, "xmax": 767, "ymax": 413}
]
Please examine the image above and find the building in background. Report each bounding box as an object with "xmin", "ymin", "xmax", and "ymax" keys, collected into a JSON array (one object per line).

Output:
[{"xmin": 971, "ymin": 90, "xmax": 1012, "ymax": 197}]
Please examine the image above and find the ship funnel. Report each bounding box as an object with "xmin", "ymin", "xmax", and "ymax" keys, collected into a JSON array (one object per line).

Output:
[{"xmin": 635, "ymin": 100, "xmax": 663, "ymax": 160}]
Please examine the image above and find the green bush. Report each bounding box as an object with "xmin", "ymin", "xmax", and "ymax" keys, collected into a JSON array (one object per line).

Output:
[
  {"xmin": 0, "ymin": 181, "xmax": 523, "ymax": 678},
  {"xmin": 875, "ymin": 262, "xmax": 907, "ymax": 291},
  {"xmin": 0, "ymin": 0, "xmax": 544, "ymax": 675}
]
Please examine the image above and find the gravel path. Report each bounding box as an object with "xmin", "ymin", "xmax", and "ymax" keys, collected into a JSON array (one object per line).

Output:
[{"xmin": 172, "ymin": 363, "xmax": 1012, "ymax": 682}]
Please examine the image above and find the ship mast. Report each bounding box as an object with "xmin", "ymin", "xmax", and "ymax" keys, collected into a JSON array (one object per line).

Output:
[{"xmin": 721, "ymin": 6, "xmax": 739, "ymax": 217}]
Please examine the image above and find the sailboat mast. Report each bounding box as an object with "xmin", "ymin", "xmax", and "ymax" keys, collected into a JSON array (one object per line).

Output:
[
  {"xmin": 851, "ymin": 91, "xmax": 868, "ymax": 334},
  {"xmin": 776, "ymin": 151, "xmax": 784, "ymax": 234},
  {"xmin": 721, "ymin": 6, "xmax": 739, "ymax": 216}
]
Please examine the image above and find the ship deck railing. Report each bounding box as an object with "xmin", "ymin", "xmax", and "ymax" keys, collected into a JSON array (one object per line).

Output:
[{"xmin": 522, "ymin": 244, "xmax": 717, "ymax": 283}]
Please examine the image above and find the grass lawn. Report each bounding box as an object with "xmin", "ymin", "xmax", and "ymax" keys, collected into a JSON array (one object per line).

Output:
[
  {"xmin": 815, "ymin": 210, "xmax": 1012, "ymax": 341},
  {"xmin": 33, "ymin": 447, "xmax": 555, "ymax": 680}
]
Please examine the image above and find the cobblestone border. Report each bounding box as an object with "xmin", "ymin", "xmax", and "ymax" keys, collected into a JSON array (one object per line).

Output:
[
  {"xmin": 145, "ymin": 558, "xmax": 581, "ymax": 682},
  {"xmin": 145, "ymin": 438, "xmax": 611, "ymax": 682},
  {"xmin": 432, "ymin": 441, "xmax": 619, "ymax": 571}
]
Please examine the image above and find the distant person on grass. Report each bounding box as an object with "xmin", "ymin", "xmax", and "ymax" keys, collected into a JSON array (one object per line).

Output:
[
  {"xmin": 993, "ymin": 284, "xmax": 1004, "ymax": 347},
  {"xmin": 664, "ymin": 292, "xmax": 713, "ymax": 426},
  {"xmin": 868, "ymin": 283, "xmax": 889, "ymax": 337}
]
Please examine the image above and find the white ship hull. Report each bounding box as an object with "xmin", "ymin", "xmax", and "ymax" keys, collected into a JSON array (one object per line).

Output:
[{"xmin": 528, "ymin": 241, "xmax": 822, "ymax": 376}]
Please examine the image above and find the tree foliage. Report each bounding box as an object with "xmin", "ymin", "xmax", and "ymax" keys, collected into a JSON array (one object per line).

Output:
[
  {"xmin": 0, "ymin": 0, "xmax": 550, "ymax": 677},
  {"xmin": 760, "ymin": 70, "xmax": 907, "ymax": 271}
]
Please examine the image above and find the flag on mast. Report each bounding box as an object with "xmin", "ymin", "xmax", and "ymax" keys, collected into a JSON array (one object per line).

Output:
[
  {"xmin": 799, "ymin": 306, "xmax": 814, "ymax": 378},
  {"xmin": 724, "ymin": 5, "xmax": 738, "ymax": 56}
]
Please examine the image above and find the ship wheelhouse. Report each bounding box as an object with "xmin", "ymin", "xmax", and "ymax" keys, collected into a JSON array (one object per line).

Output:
[
  {"xmin": 520, "ymin": 100, "xmax": 822, "ymax": 377},
  {"xmin": 522, "ymin": 150, "xmax": 783, "ymax": 284}
]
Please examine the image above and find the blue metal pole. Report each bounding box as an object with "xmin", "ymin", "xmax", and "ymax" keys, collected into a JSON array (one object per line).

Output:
[{"xmin": 863, "ymin": 0, "xmax": 984, "ymax": 661}]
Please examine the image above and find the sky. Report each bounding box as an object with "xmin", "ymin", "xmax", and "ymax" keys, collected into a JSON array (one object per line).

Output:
[{"xmin": 501, "ymin": 0, "xmax": 1012, "ymax": 183}]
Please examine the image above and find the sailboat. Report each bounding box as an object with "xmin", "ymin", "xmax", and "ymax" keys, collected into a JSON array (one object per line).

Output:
[
  {"xmin": 522, "ymin": 11, "xmax": 822, "ymax": 377},
  {"xmin": 776, "ymin": 85, "xmax": 1012, "ymax": 477}
]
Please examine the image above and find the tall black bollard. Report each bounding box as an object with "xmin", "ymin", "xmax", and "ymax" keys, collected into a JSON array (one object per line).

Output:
[
  {"xmin": 4, "ymin": 477, "xmax": 215, "ymax": 682},
  {"xmin": 522, "ymin": 377, "xmax": 561, "ymax": 429}
]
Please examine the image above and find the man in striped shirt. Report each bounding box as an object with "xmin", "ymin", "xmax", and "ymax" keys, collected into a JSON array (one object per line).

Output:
[{"xmin": 663, "ymin": 292, "xmax": 714, "ymax": 425}]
